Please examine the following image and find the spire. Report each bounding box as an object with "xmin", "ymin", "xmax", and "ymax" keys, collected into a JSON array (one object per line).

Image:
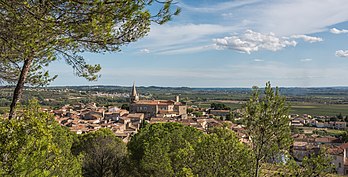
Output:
[
  {"xmin": 130, "ymin": 81, "xmax": 139, "ymax": 103},
  {"xmin": 131, "ymin": 81, "xmax": 137, "ymax": 97}
]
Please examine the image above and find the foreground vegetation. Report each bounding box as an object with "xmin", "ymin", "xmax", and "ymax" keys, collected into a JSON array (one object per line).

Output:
[
  {"xmin": 0, "ymin": 104, "xmax": 334, "ymax": 176},
  {"xmin": 0, "ymin": 84, "xmax": 335, "ymax": 177},
  {"xmin": 0, "ymin": 100, "xmax": 81, "ymax": 176},
  {"xmin": 1, "ymin": 102, "xmax": 254, "ymax": 176}
]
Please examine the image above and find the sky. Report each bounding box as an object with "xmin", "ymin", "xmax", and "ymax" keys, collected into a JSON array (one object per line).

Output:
[{"xmin": 49, "ymin": 0, "xmax": 348, "ymax": 87}]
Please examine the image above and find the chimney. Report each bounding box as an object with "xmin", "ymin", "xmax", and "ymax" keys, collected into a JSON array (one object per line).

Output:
[{"xmin": 176, "ymin": 96, "xmax": 179, "ymax": 102}]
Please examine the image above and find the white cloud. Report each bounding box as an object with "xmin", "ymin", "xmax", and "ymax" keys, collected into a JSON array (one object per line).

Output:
[
  {"xmin": 336, "ymin": 50, "xmax": 348, "ymax": 57},
  {"xmin": 213, "ymin": 30, "xmax": 328, "ymax": 54},
  {"xmin": 214, "ymin": 30, "xmax": 297, "ymax": 54},
  {"xmin": 290, "ymin": 35, "xmax": 323, "ymax": 43},
  {"xmin": 140, "ymin": 48, "xmax": 150, "ymax": 54},
  {"xmin": 300, "ymin": 58, "xmax": 313, "ymax": 62},
  {"xmin": 253, "ymin": 59, "xmax": 264, "ymax": 62},
  {"xmin": 330, "ymin": 28, "xmax": 348, "ymax": 34}
]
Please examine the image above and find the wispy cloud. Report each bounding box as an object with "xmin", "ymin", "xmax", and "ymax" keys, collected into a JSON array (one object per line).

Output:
[
  {"xmin": 253, "ymin": 59, "xmax": 264, "ymax": 62},
  {"xmin": 179, "ymin": 0, "xmax": 262, "ymax": 13},
  {"xmin": 156, "ymin": 45, "xmax": 216, "ymax": 55},
  {"xmin": 336, "ymin": 50, "xmax": 348, "ymax": 57},
  {"xmin": 330, "ymin": 28, "xmax": 348, "ymax": 34},
  {"xmin": 140, "ymin": 48, "xmax": 150, "ymax": 54},
  {"xmin": 300, "ymin": 58, "xmax": 313, "ymax": 62},
  {"xmin": 290, "ymin": 35, "xmax": 323, "ymax": 43},
  {"xmin": 221, "ymin": 12, "xmax": 234, "ymax": 18},
  {"xmin": 251, "ymin": 0, "xmax": 348, "ymax": 36},
  {"xmin": 131, "ymin": 0, "xmax": 346, "ymax": 55},
  {"xmin": 133, "ymin": 23, "xmax": 241, "ymax": 55}
]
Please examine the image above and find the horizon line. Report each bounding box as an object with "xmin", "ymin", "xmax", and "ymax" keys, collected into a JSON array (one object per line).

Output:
[{"xmin": 3, "ymin": 84, "xmax": 348, "ymax": 89}]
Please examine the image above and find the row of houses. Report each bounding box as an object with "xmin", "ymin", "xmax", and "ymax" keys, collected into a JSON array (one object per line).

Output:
[
  {"xmin": 291, "ymin": 116, "xmax": 347, "ymax": 129},
  {"xmin": 54, "ymin": 103, "xmax": 146, "ymax": 142}
]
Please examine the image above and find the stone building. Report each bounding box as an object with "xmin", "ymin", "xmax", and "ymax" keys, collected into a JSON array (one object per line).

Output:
[
  {"xmin": 329, "ymin": 143, "xmax": 348, "ymax": 175},
  {"xmin": 129, "ymin": 83, "xmax": 187, "ymax": 119}
]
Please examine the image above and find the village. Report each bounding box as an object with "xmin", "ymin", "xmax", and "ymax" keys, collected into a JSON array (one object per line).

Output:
[
  {"xmin": 53, "ymin": 83, "xmax": 249, "ymax": 143},
  {"xmin": 52, "ymin": 83, "xmax": 348, "ymax": 176}
]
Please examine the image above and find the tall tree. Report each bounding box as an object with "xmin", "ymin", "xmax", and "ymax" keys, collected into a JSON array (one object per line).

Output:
[
  {"xmin": 242, "ymin": 82, "xmax": 292, "ymax": 177},
  {"xmin": 0, "ymin": 0, "xmax": 180, "ymax": 119}
]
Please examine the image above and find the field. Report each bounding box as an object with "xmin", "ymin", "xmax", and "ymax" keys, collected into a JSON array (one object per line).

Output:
[
  {"xmin": 192, "ymin": 100, "xmax": 348, "ymax": 116},
  {"xmin": 290, "ymin": 103, "xmax": 348, "ymax": 116}
]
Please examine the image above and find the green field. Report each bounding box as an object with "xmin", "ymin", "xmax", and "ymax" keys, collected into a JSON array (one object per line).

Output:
[
  {"xmin": 192, "ymin": 101, "xmax": 348, "ymax": 116},
  {"xmin": 290, "ymin": 102, "xmax": 348, "ymax": 116}
]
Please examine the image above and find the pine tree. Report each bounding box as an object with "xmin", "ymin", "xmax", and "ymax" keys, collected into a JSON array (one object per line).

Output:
[{"xmin": 243, "ymin": 82, "xmax": 292, "ymax": 177}]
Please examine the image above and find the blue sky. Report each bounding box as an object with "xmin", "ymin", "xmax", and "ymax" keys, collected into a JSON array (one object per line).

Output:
[{"xmin": 49, "ymin": 0, "xmax": 348, "ymax": 87}]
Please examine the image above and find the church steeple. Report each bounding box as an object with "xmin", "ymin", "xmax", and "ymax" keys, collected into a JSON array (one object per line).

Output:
[{"xmin": 130, "ymin": 82, "xmax": 139, "ymax": 103}]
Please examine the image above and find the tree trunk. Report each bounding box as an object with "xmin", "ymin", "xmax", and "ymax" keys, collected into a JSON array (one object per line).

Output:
[
  {"xmin": 255, "ymin": 159, "xmax": 259, "ymax": 177},
  {"xmin": 8, "ymin": 58, "xmax": 33, "ymax": 119}
]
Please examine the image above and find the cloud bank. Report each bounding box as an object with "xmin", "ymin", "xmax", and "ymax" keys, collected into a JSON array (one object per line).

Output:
[
  {"xmin": 214, "ymin": 30, "xmax": 323, "ymax": 54},
  {"xmin": 213, "ymin": 30, "xmax": 297, "ymax": 54}
]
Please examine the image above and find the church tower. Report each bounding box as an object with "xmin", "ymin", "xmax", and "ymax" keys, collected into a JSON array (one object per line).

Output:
[{"xmin": 130, "ymin": 82, "xmax": 139, "ymax": 103}]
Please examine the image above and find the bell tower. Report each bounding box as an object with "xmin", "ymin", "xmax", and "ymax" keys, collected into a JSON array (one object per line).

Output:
[{"xmin": 130, "ymin": 82, "xmax": 139, "ymax": 103}]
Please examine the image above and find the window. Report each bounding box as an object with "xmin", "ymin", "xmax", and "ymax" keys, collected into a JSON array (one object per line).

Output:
[{"xmin": 339, "ymin": 162, "xmax": 341, "ymax": 168}]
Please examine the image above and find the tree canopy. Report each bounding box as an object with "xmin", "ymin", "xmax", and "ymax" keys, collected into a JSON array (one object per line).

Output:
[
  {"xmin": 72, "ymin": 128, "xmax": 128, "ymax": 177},
  {"xmin": 0, "ymin": 100, "xmax": 81, "ymax": 176},
  {"xmin": 210, "ymin": 103, "xmax": 231, "ymax": 110},
  {"xmin": 192, "ymin": 128, "xmax": 253, "ymax": 177},
  {"xmin": 128, "ymin": 123, "xmax": 253, "ymax": 177},
  {"xmin": 0, "ymin": 0, "xmax": 180, "ymax": 118},
  {"xmin": 128, "ymin": 123, "xmax": 202, "ymax": 177}
]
